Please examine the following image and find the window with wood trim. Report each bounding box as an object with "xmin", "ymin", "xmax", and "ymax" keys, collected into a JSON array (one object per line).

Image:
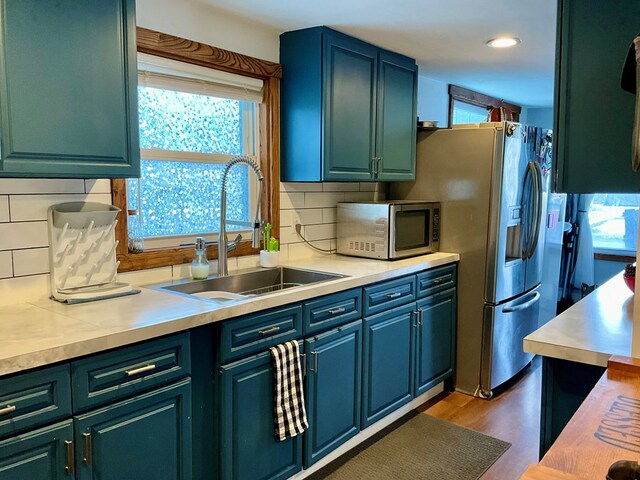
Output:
[
  {"xmin": 112, "ymin": 27, "xmax": 281, "ymax": 272},
  {"xmin": 448, "ymin": 84, "xmax": 521, "ymax": 126}
]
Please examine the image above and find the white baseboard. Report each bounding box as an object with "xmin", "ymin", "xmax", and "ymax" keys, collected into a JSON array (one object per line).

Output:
[{"xmin": 290, "ymin": 382, "xmax": 445, "ymax": 479}]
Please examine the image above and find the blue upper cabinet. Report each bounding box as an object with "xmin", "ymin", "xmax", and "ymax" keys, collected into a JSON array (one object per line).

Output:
[
  {"xmin": 0, "ymin": 0, "xmax": 140, "ymax": 178},
  {"xmin": 554, "ymin": 0, "xmax": 640, "ymax": 192},
  {"xmin": 280, "ymin": 26, "xmax": 417, "ymax": 182}
]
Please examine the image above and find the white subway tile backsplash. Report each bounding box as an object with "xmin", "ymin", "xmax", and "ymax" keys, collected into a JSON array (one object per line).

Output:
[
  {"xmin": 344, "ymin": 191, "xmax": 377, "ymax": 202},
  {"xmin": 359, "ymin": 182, "xmax": 380, "ymax": 191},
  {"xmin": 288, "ymin": 241, "xmax": 333, "ymax": 260},
  {"xmin": 0, "ymin": 196, "xmax": 8, "ymax": 222},
  {"xmin": 304, "ymin": 223, "xmax": 336, "ymax": 241},
  {"xmin": 0, "ymin": 222, "xmax": 48, "ymax": 251},
  {"xmin": 281, "ymin": 208, "xmax": 323, "ymax": 228},
  {"xmin": 304, "ymin": 192, "xmax": 345, "ymax": 208},
  {"xmin": 323, "ymin": 208, "xmax": 336, "ymax": 224},
  {"xmin": 279, "ymin": 226, "xmax": 300, "ymax": 245},
  {"xmin": 322, "ymin": 182, "xmax": 359, "ymax": 192},
  {"xmin": 9, "ymin": 193, "xmax": 112, "ymax": 222},
  {"xmin": 0, "ymin": 251, "xmax": 13, "ymax": 279},
  {"xmin": 237, "ymin": 254, "xmax": 260, "ymax": 270},
  {"xmin": 0, "ymin": 179, "xmax": 84, "ymax": 195},
  {"xmin": 13, "ymin": 248, "xmax": 50, "ymax": 277},
  {"xmin": 281, "ymin": 182, "xmax": 323, "ymax": 193},
  {"xmin": 280, "ymin": 192, "xmax": 305, "ymax": 209},
  {"xmin": 84, "ymin": 179, "xmax": 112, "ymax": 194}
]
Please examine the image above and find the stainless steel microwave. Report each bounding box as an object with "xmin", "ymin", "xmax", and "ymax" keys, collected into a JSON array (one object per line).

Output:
[{"xmin": 337, "ymin": 201, "xmax": 440, "ymax": 260}]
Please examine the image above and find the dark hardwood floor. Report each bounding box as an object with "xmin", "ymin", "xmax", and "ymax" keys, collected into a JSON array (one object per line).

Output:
[{"xmin": 417, "ymin": 356, "xmax": 542, "ymax": 480}]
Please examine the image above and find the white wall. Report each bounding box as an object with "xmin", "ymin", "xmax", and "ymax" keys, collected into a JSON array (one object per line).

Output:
[
  {"xmin": 417, "ymin": 75, "xmax": 449, "ymax": 127},
  {"xmin": 136, "ymin": 0, "xmax": 280, "ymax": 62}
]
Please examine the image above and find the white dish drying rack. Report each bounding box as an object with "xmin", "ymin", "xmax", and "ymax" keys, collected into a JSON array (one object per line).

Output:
[{"xmin": 48, "ymin": 202, "xmax": 138, "ymax": 303}]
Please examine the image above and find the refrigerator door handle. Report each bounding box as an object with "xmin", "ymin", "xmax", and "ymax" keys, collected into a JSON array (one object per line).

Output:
[
  {"xmin": 527, "ymin": 161, "xmax": 544, "ymax": 258},
  {"xmin": 502, "ymin": 291, "xmax": 541, "ymax": 313}
]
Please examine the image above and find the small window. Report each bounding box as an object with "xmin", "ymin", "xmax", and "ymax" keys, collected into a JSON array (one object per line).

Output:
[
  {"xmin": 588, "ymin": 194, "xmax": 639, "ymax": 254},
  {"xmin": 451, "ymin": 99, "xmax": 489, "ymax": 125},
  {"xmin": 130, "ymin": 54, "xmax": 263, "ymax": 250}
]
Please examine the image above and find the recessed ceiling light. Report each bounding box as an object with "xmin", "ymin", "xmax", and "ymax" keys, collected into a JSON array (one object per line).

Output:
[{"xmin": 486, "ymin": 37, "xmax": 521, "ymax": 48}]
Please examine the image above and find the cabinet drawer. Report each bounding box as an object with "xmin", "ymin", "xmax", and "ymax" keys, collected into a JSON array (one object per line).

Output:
[
  {"xmin": 303, "ymin": 289, "xmax": 362, "ymax": 336},
  {"xmin": 416, "ymin": 264, "xmax": 457, "ymax": 298},
  {"xmin": 220, "ymin": 305, "xmax": 303, "ymax": 363},
  {"xmin": 71, "ymin": 333, "xmax": 191, "ymax": 412},
  {"xmin": 363, "ymin": 275, "xmax": 416, "ymax": 317},
  {"xmin": 0, "ymin": 364, "xmax": 71, "ymax": 439}
]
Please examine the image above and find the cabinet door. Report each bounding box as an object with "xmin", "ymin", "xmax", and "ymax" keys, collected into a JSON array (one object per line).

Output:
[
  {"xmin": 304, "ymin": 320, "xmax": 362, "ymax": 467},
  {"xmin": 415, "ymin": 289, "xmax": 457, "ymax": 396},
  {"xmin": 220, "ymin": 351, "xmax": 302, "ymax": 480},
  {"xmin": 554, "ymin": 0, "xmax": 640, "ymax": 192},
  {"xmin": 323, "ymin": 29, "xmax": 377, "ymax": 181},
  {"xmin": 362, "ymin": 303, "xmax": 415, "ymax": 428},
  {"xmin": 376, "ymin": 51, "xmax": 417, "ymax": 181},
  {"xmin": 74, "ymin": 379, "xmax": 192, "ymax": 480},
  {"xmin": 0, "ymin": 420, "xmax": 73, "ymax": 480},
  {"xmin": 0, "ymin": 0, "xmax": 139, "ymax": 178}
]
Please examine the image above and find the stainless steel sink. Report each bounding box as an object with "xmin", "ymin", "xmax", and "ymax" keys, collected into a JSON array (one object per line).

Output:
[{"xmin": 157, "ymin": 266, "xmax": 345, "ymax": 302}]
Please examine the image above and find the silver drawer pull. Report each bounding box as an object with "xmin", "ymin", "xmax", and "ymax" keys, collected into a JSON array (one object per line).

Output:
[
  {"xmin": 0, "ymin": 404, "xmax": 16, "ymax": 416},
  {"xmin": 433, "ymin": 278, "xmax": 444, "ymax": 284},
  {"xmin": 386, "ymin": 292, "xmax": 402, "ymax": 299},
  {"xmin": 327, "ymin": 307, "xmax": 346, "ymax": 315},
  {"xmin": 258, "ymin": 326, "xmax": 280, "ymax": 336},
  {"xmin": 125, "ymin": 364, "xmax": 156, "ymax": 377}
]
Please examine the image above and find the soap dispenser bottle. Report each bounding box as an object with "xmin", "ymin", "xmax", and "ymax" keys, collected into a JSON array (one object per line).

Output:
[{"xmin": 191, "ymin": 237, "xmax": 209, "ymax": 280}]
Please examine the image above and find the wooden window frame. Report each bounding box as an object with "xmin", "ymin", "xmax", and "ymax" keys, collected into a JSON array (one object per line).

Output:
[
  {"xmin": 448, "ymin": 84, "xmax": 521, "ymax": 125},
  {"xmin": 112, "ymin": 27, "xmax": 281, "ymax": 272}
]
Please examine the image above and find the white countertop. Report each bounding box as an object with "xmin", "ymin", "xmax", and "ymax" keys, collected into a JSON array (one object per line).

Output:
[
  {"xmin": 0, "ymin": 252, "xmax": 459, "ymax": 377},
  {"xmin": 524, "ymin": 272, "xmax": 634, "ymax": 367}
]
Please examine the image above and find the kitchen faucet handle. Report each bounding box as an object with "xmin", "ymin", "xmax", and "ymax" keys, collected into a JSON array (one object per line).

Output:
[{"xmin": 227, "ymin": 233, "xmax": 243, "ymax": 252}]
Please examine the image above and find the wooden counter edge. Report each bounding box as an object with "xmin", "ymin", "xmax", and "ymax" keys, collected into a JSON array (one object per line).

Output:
[
  {"xmin": 608, "ymin": 355, "xmax": 640, "ymax": 375},
  {"xmin": 520, "ymin": 465, "xmax": 587, "ymax": 480}
]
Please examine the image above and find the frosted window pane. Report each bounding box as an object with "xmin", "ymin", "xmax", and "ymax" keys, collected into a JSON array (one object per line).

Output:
[
  {"xmin": 452, "ymin": 100, "xmax": 489, "ymax": 124},
  {"xmin": 128, "ymin": 160, "xmax": 250, "ymax": 237},
  {"xmin": 138, "ymin": 86, "xmax": 244, "ymax": 155},
  {"xmin": 588, "ymin": 194, "xmax": 638, "ymax": 252}
]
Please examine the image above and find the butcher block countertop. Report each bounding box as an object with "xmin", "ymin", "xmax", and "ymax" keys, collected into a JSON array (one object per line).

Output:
[{"xmin": 521, "ymin": 355, "xmax": 640, "ymax": 479}]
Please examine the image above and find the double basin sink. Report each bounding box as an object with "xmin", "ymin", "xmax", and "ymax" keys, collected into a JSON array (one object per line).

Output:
[{"xmin": 158, "ymin": 266, "xmax": 344, "ymax": 303}]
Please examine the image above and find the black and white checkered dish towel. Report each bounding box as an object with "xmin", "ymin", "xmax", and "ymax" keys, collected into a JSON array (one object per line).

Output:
[{"xmin": 269, "ymin": 341, "xmax": 309, "ymax": 441}]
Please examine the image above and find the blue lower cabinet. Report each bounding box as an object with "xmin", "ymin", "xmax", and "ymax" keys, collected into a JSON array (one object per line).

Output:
[
  {"xmin": 74, "ymin": 378, "xmax": 192, "ymax": 480},
  {"xmin": 362, "ymin": 303, "xmax": 415, "ymax": 428},
  {"xmin": 220, "ymin": 351, "xmax": 303, "ymax": 480},
  {"xmin": 415, "ymin": 288, "xmax": 457, "ymax": 396},
  {"xmin": 0, "ymin": 420, "xmax": 73, "ymax": 480},
  {"xmin": 304, "ymin": 320, "xmax": 362, "ymax": 467}
]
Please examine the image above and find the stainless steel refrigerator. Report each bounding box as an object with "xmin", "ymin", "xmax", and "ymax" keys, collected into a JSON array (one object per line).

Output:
[{"xmin": 391, "ymin": 122, "xmax": 551, "ymax": 397}]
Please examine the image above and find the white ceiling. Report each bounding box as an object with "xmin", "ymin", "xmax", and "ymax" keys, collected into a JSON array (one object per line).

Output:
[{"xmin": 201, "ymin": 0, "xmax": 557, "ymax": 108}]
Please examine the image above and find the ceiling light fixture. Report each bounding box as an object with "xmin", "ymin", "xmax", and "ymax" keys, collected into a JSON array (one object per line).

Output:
[{"xmin": 486, "ymin": 37, "xmax": 521, "ymax": 48}]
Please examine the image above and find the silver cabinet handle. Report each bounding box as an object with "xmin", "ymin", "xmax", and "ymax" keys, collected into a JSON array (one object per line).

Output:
[
  {"xmin": 125, "ymin": 364, "xmax": 156, "ymax": 377},
  {"xmin": 413, "ymin": 311, "xmax": 419, "ymax": 327},
  {"xmin": 65, "ymin": 440, "xmax": 74, "ymax": 475},
  {"xmin": 418, "ymin": 310, "xmax": 424, "ymax": 326},
  {"xmin": 386, "ymin": 292, "xmax": 402, "ymax": 299},
  {"xmin": 0, "ymin": 405, "xmax": 16, "ymax": 416},
  {"xmin": 83, "ymin": 432, "xmax": 92, "ymax": 465},
  {"xmin": 258, "ymin": 326, "xmax": 280, "ymax": 336},
  {"xmin": 309, "ymin": 351, "xmax": 318, "ymax": 373},
  {"xmin": 433, "ymin": 278, "xmax": 444, "ymax": 284},
  {"xmin": 327, "ymin": 307, "xmax": 346, "ymax": 315}
]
